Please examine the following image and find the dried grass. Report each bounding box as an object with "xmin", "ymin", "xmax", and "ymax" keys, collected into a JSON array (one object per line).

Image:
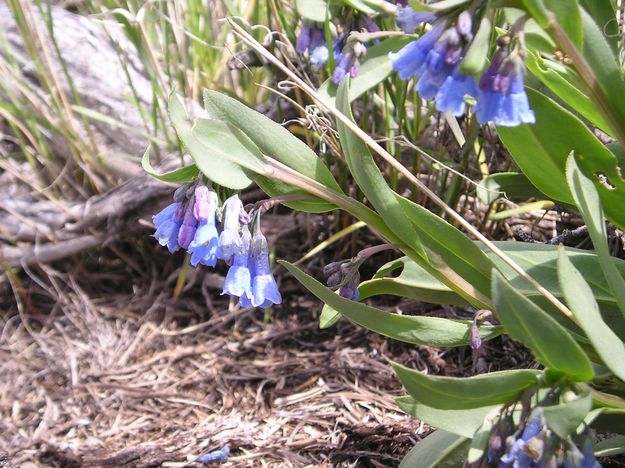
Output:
[{"xmin": 0, "ymin": 263, "xmax": 434, "ymax": 467}]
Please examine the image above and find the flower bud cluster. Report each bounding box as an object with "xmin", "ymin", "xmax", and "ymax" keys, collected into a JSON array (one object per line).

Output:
[
  {"xmin": 152, "ymin": 183, "xmax": 281, "ymax": 309},
  {"xmin": 390, "ymin": 7, "xmax": 535, "ymax": 127},
  {"xmin": 473, "ymin": 407, "xmax": 601, "ymax": 467},
  {"xmin": 323, "ymin": 259, "xmax": 361, "ymax": 301}
]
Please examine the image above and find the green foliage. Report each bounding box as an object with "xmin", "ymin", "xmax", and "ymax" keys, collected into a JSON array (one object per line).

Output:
[
  {"xmin": 392, "ymin": 363, "xmax": 541, "ymax": 410},
  {"xmin": 137, "ymin": 1, "xmax": 625, "ymax": 465},
  {"xmin": 281, "ymin": 261, "xmax": 502, "ymax": 347},
  {"xmin": 398, "ymin": 430, "xmax": 469, "ymax": 468},
  {"xmin": 492, "ymin": 270, "xmax": 594, "ymax": 381}
]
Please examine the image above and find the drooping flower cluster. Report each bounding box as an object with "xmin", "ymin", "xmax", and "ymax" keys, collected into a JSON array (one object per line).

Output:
[
  {"xmin": 476, "ymin": 407, "xmax": 602, "ymax": 467},
  {"xmin": 390, "ymin": 8, "xmax": 535, "ymax": 127},
  {"xmin": 294, "ymin": 16, "xmax": 379, "ymax": 84},
  {"xmin": 152, "ymin": 182, "xmax": 282, "ymax": 309}
]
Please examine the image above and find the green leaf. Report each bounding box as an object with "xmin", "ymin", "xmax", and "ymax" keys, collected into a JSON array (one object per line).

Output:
[
  {"xmin": 141, "ymin": 145, "xmax": 199, "ymax": 183},
  {"xmin": 580, "ymin": 8, "xmax": 625, "ymax": 143},
  {"xmin": 336, "ymin": 79, "xmax": 426, "ymax": 259},
  {"xmin": 566, "ymin": 156, "xmax": 625, "ymax": 318},
  {"xmin": 280, "ymin": 261, "xmax": 503, "ymax": 347},
  {"xmin": 202, "ymin": 89, "xmax": 342, "ymax": 212},
  {"xmin": 492, "ymin": 270, "xmax": 594, "ymax": 381},
  {"xmin": 590, "ymin": 409, "xmax": 625, "ymax": 435},
  {"xmin": 317, "ymin": 36, "xmax": 412, "ymax": 105},
  {"xmin": 169, "ymin": 94, "xmax": 261, "ymax": 189},
  {"xmin": 360, "ymin": 257, "xmax": 469, "ymax": 305},
  {"xmin": 340, "ymin": 0, "xmax": 377, "ymax": 15},
  {"xmin": 467, "ymin": 418, "xmax": 494, "ymax": 464},
  {"xmin": 460, "ymin": 15, "xmax": 491, "ymax": 75},
  {"xmin": 477, "ymin": 172, "xmax": 546, "ymax": 205},
  {"xmin": 399, "ymin": 430, "xmax": 469, "ymax": 468},
  {"xmin": 498, "ymin": 88, "xmax": 625, "ymax": 231},
  {"xmin": 558, "ymin": 248, "xmax": 625, "ymax": 381},
  {"xmin": 296, "ymin": 0, "xmax": 328, "ymax": 21},
  {"xmin": 392, "ymin": 362, "xmax": 541, "ymax": 410},
  {"xmin": 319, "ymin": 303, "xmax": 342, "ymax": 329},
  {"xmin": 595, "ymin": 435, "xmax": 625, "ymax": 457},
  {"xmin": 504, "ymin": 9, "xmax": 555, "ymax": 52},
  {"xmin": 580, "ymin": 0, "xmax": 618, "ymax": 55},
  {"xmin": 397, "ymin": 396, "xmax": 499, "ymax": 438},
  {"xmin": 543, "ymin": 393, "xmax": 592, "ymax": 439},
  {"xmin": 544, "ymin": 0, "xmax": 583, "ymax": 49},
  {"xmin": 396, "ymin": 196, "xmax": 493, "ymax": 297},
  {"xmin": 409, "ymin": 0, "xmax": 470, "ymax": 11},
  {"xmin": 525, "ymin": 52, "xmax": 610, "ymax": 132}
]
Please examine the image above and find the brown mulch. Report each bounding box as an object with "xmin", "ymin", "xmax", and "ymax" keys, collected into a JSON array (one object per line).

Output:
[
  {"xmin": 0, "ymin": 216, "xmax": 534, "ymax": 468},
  {"xmin": 0, "ymin": 256, "xmax": 430, "ymax": 467}
]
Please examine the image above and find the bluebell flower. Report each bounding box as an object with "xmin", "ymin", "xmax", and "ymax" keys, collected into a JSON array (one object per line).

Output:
[
  {"xmin": 222, "ymin": 226, "xmax": 252, "ymax": 302},
  {"xmin": 296, "ymin": 21, "xmax": 330, "ymax": 67},
  {"xmin": 218, "ymin": 195, "xmax": 243, "ymax": 264},
  {"xmin": 475, "ymin": 51, "xmax": 535, "ymax": 127},
  {"xmin": 249, "ymin": 227, "xmax": 282, "ymax": 308},
  {"xmin": 500, "ymin": 410, "xmax": 545, "ymax": 467},
  {"xmin": 390, "ymin": 21, "xmax": 446, "ymax": 80},
  {"xmin": 339, "ymin": 270, "xmax": 360, "ymax": 301},
  {"xmin": 435, "ymin": 67, "xmax": 478, "ymax": 116},
  {"xmin": 309, "ymin": 44, "xmax": 329, "ymax": 66},
  {"xmin": 153, "ymin": 202, "xmax": 183, "ymax": 253},
  {"xmin": 396, "ymin": 6, "xmax": 436, "ymax": 33},
  {"xmin": 189, "ymin": 222, "xmax": 219, "ymax": 267},
  {"xmin": 415, "ymin": 28, "xmax": 463, "ymax": 99},
  {"xmin": 197, "ymin": 446, "xmax": 230, "ymax": 463}
]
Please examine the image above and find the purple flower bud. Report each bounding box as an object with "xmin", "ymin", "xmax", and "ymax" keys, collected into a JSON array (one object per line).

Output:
[
  {"xmin": 178, "ymin": 202, "xmax": 198, "ymax": 249},
  {"xmin": 469, "ymin": 323, "xmax": 482, "ymax": 350},
  {"xmin": 193, "ymin": 185, "xmax": 217, "ymax": 222},
  {"xmin": 323, "ymin": 261, "xmax": 342, "ymax": 277},
  {"xmin": 338, "ymin": 270, "xmax": 360, "ymax": 301},
  {"xmin": 456, "ymin": 11, "xmax": 473, "ymax": 37},
  {"xmin": 327, "ymin": 271, "xmax": 342, "ymax": 288},
  {"xmin": 173, "ymin": 184, "xmax": 189, "ymax": 202}
]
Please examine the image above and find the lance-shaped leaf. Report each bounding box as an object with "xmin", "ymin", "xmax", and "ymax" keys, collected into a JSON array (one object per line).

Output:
[
  {"xmin": 392, "ymin": 363, "xmax": 541, "ymax": 409},
  {"xmin": 566, "ymin": 155, "xmax": 625, "ymax": 318},
  {"xmin": 498, "ymin": 88, "xmax": 625, "ymax": 231},
  {"xmin": 141, "ymin": 145, "xmax": 199, "ymax": 183},
  {"xmin": 396, "ymin": 196, "xmax": 493, "ymax": 297},
  {"xmin": 396, "ymin": 396, "xmax": 499, "ymax": 438},
  {"xmin": 399, "ymin": 430, "xmax": 470, "ymax": 468},
  {"xmin": 203, "ymin": 89, "xmax": 341, "ymax": 212},
  {"xmin": 543, "ymin": 393, "xmax": 592, "ymax": 439},
  {"xmin": 280, "ymin": 261, "xmax": 502, "ymax": 347},
  {"xmin": 558, "ymin": 246, "xmax": 625, "ymax": 381},
  {"xmin": 492, "ymin": 270, "xmax": 594, "ymax": 381},
  {"xmin": 460, "ymin": 15, "xmax": 491, "ymax": 75},
  {"xmin": 336, "ymin": 79, "xmax": 426, "ymax": 259}
]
